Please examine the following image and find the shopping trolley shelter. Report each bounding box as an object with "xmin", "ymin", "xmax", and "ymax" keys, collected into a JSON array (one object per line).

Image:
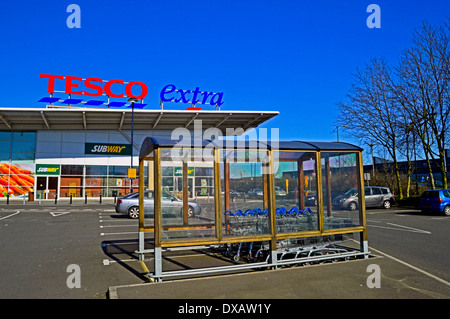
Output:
[{"xmin": 136, "ymin": 137, "xmax": 369, "ymax": 281}]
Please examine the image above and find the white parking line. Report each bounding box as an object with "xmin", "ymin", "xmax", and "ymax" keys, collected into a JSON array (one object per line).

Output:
[
  {"xmin": 0, "ymin": 211, "xmax": 20, "ymax": 221},
  {"xmin": 100, "ymin": 231, "xmax": 138, "ymax": 236},
  {"xmin": 50, "ymin": 211, "xmax": 70, "ymax": 217},
  {"xmin": 386, "ymin": 222, "xmax": 431, "ymax": 234},
  {"xmin": 369, "ymin": 246, "xmax": 450, "ymax": 288},
  {"xmin": 100, "ymin": 224, "xmax": 136, "ymax": 228},
  {"xmin": 367, "ymin": 223, "xmax": 431, "ymax": 234}
]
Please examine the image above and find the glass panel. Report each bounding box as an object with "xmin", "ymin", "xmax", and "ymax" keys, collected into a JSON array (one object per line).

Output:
[
  {"xmin": 12, "ymin": 132, "xmax": 36, "ymax": 141},
  {"xmin": 143, "ymin": 159, "xmax": 154, "ymax": 228},
  {"xmin": 0, "ymin": 153, "xmax": 10, "ymax": 161},
  {"xmin": 0, "ymin": 132, "xmax": 11, "ymax": 141},
  {"xmin": 60, "ymin": 176, "xmax": 83, "ymax": 197},
  {"xmin": 108, "ymin": 166, "xmax": 129, "ymax": 176},
  {"xmin": 61, "ymin": 165, "xmax": 83, "ymax": 175},
  {"xmin": 84, "ymin": 188, "xmax": 107, "ymax": 197},
  {"xmin": 60, "ymin": 187, "xmax": 82, "ymax": 197},
  {"xmin": 221, "ymin": 149, "xmax": 270, "ymax": 237},
  {"xmin": 11, "ymin": 141, "xmax": 35, "ymax": 153},
  {"xmin": 273, "ymin": 151, "xmax": 319, "ymax": 233},
  {"xmin": 323, "ymin": 152, "xmax": 361, "ymax": 229},
  {"xmin": 85, "ymin": 165, "xmax": 107, "ymax": 175},
  {"xmin": 85, "ymin": 176, "xmax": 107, "ymax": 187},
  {"xmin": 157, "ymin": 147, "xmax": 215, "ymax": 240},
  {"xmin": 11, "ymin": 152, "xmax": 35, "ymax": 161}
]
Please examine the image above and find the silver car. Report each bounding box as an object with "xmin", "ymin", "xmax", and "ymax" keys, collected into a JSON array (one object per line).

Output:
[
  {"xmin": 332, "ymin": 186, "xmax": 395, "ymax": 211},
  {"xmin": 115, "ymin": 190, "xmax": 202, "ymax": 219}
]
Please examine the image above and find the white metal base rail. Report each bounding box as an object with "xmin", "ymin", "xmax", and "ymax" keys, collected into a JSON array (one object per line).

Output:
[{"xmin": 140, "ymin": 245, "xmax": 369, "ymax": 282}]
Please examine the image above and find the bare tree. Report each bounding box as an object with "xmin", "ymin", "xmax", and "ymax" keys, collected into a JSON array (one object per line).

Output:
[
  {"xmin": 338, "ymin": 21, "xmax": 450, "ymax": 197},
  {"xmin": 337, "ymin": 58, "xmax": 405, "ymax": 198},
  {"xmin": 396, "ymin": 22, "xmax": 450, "ymax": 189}
]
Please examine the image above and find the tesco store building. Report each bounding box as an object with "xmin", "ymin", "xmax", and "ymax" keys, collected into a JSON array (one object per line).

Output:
[{"xmin": 0, "ymin": 74, "xmax": 277, "ymax": 200}]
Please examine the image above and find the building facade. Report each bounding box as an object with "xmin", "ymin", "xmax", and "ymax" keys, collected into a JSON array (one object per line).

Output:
[{"xmin": 0, "ymin": 107, "xmax": 277, "ymax": 200}]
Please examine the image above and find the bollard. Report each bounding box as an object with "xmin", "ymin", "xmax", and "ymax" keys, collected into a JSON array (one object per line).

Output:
[
  {"xmin": 54, "ymin": 194, "xmax": 58, "ymax": 204},
  {"xmin": 114, "ymin": 195, "xmax": 117, "ymax": 204},
  {"xmin": 6, "ymin": 194, "xmax": 9, "ymax": 205},
  {"xmin": 99, "ymin": 194, "xmax": 102, "ymax": 204},
  {"xmin": 85, "ymin": 193, "xmax": 87, "ymax": 204},
  {"xmin": 70, "ymin": 194, "xmax": 73, "ymax": 204}
]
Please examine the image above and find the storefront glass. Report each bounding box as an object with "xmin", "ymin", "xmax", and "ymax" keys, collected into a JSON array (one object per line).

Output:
[{"xmin": 0, "ymin": 131, "xmax": 36, "ymax": 198}]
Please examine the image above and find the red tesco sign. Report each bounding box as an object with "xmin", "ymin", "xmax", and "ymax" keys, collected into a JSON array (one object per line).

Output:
[{"xmin": 40, "ymin": 74, "xmax": 148, "ymax": 99}]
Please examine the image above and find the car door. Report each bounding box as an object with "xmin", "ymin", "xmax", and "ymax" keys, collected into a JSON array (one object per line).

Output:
[
  {"xmin": 161, "ymin": 192, "xmax": 181, "ymax": 216},
  {"xmin": 143, "ymin": 191, "xmax": 154, "ymax": 218},
  {"xmin": 364, "ymin": 187, "xmax": 374, "ymax": 207},
  {"xmin": 371, "ymin": 187, "xmax": 383, "ymax": 207}
]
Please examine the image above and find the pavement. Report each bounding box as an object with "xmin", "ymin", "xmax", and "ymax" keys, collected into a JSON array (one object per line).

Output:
[
  {"xmin": 108, "ymin": 250, "xmax": 450, "ymax": 299},
  {"xmin": 2, "ymin": 198, "xmax": 449, "ymax": 299}
]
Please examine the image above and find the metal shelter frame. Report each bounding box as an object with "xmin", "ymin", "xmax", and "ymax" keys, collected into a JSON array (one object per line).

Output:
[{"xmin": 137, "ymin": 137, "xmax": 369, "ymax": 282}]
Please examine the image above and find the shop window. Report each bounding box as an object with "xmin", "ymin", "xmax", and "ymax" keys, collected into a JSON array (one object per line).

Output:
[
  {"xmin": 85, "ymin": 165, "xmax": 107, "ymax": 175},
  {"xmin": 61, "ymin": 165, "xmax": 83, "ymax": 175},
  {"xmin": 108, "ymin": 166, "xmax": 128, "ymax": 176},
  {"xmin": 85, "ymin": 176, "xmax": 107, "ymax": 187}
]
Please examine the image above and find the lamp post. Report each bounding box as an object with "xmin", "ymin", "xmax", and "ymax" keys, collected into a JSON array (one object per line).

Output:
[
  {"xmin": 336, "ymin": 125, "xmax": 347, "ymax": 142},
  {"xmin": 128, "ymin": 97, "xmax": 138, "ymax": 193}
]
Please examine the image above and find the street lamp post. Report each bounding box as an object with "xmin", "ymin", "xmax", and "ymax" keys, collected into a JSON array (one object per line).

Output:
[
  {"xmin": 336, "ymin": 125, "xmax": 347, "ymax": 142},
  {"xmin": 128, "ymin": 97, "xmax": 138, "ymax": 193}
]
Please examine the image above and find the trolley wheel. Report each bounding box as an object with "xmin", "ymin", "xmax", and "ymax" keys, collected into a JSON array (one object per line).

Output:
[
  {"xmin": 233, "ymin": 255, "xmax": 240, "ymax": 262},
  {"xmin": 303, "ymin": 262, "xmax": 310, "ymax": 266}
]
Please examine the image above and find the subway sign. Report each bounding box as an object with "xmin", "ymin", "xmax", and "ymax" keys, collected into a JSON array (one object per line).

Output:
[
  {"xmin": 85, "ymin": 143, "xmax": 132, "ymax": 156},
  {"xmin": 36, "ymin": 164, "xmax": 60, "ymax": 175}
]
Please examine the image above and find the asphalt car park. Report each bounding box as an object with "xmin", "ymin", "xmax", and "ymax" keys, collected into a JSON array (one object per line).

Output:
[{"xmin": 0, "ymin": 201, "xmax": 449, "ymax": 298}]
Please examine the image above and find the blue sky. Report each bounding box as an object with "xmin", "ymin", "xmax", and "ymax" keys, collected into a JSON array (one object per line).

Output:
[{"xmin": 0, "ymin": 1, "xmax": 448, "ymax": 156}]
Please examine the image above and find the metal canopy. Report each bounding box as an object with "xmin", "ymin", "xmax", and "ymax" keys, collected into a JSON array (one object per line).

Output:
[
  {"xmin": 139, "ymin": 136, "xmax": 363, "ymax": 160},
  {"xmin": 0, "ymin": 107, "xmax": 278, "ymax": 132},
  {"xmin": 275, "ymin": 140, "xmax": 363, "ymax": 151}
]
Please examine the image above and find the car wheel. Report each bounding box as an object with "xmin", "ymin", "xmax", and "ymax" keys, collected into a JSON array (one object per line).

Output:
[
  {"xmin": 383, "ymin": 200, "xmax": 391, "ymax": 209},
  {"xmin": 180, "ymin": 206, "xmax": 195, "ymax": 218},
  {"xmin": 348, "ymin": 202, "xmax": 357, "ymax": 211},
  {"xmin": 443, "ymin": 205, "xmax": 450, "ymax": 216},
  {"xmin": 188, "ymin": 206, "xmax": 195, "ymax": 217},
  {"xmin": 128, "ymin": 206, "xmax": 139, "ymax": 219}
]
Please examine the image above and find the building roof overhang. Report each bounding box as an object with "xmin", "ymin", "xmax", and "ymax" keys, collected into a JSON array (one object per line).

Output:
[{"xmin": 0, "ymin": 107, "xmax": 278, "ymax": 132}]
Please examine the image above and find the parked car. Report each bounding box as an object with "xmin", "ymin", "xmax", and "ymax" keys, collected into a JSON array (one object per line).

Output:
[
  {"xmin": 332, "ymin": 186, "xmax": 395, "ymax": 211},
  {"xmin": 419, "ymin": 189, "xmax": 450, "ymax": 216},
  {"xmin": 247, "ymin": 188, "xmax": 263, "ymax": 197},
  {"xmin": 274, "ymin": 186, "xmax": 287, "ymax": 196},
  {"xmin": 115, "ymin": 190, "xmax": 202, "ymax": 219}
]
